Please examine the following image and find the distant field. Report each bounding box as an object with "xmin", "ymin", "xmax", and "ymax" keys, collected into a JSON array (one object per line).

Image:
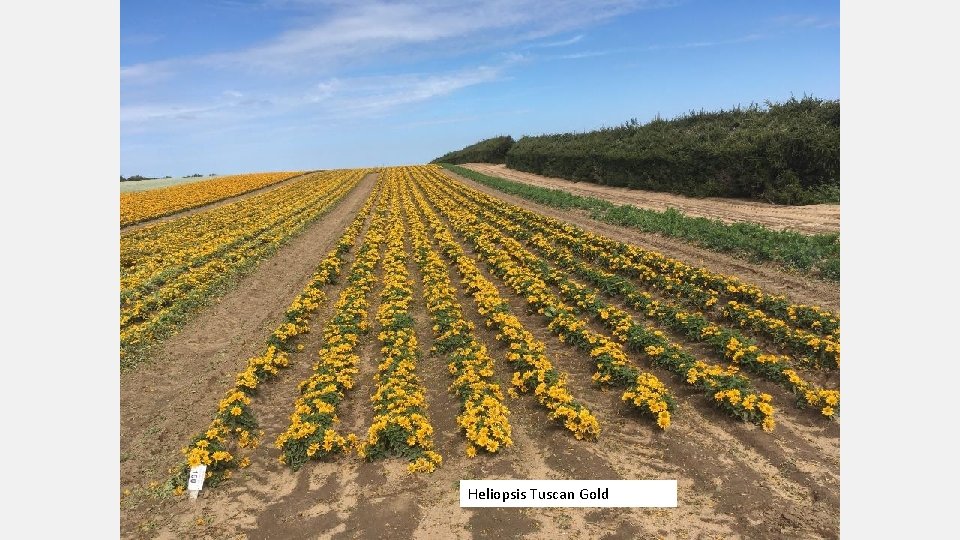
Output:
[
  {"xmin": 120, "ymin": 171, "xmax": 305, "ymax": 226},
  {"xmin": 119, "ymin": 175, "xmax": 226, "ymax": 193},
  {"xmin": 119, "ymin": 169, "xmax": 368, "ymax": 366}
]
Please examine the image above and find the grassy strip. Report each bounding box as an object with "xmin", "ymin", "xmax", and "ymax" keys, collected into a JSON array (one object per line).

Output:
[{"xmin": 441, "ymin": 164, "xmax": 840, "ymax": 281}]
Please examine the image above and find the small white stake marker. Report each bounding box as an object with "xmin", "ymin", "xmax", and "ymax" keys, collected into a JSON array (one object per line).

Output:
[{"xmin": 187, "ymin": 465, "xmax": 207, "ymax": 500}]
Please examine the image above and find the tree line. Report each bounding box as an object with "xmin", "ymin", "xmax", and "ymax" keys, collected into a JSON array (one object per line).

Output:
[
  {"xmin": 432, "ymin": 97, "xmax": 840, "ymax": 205},
  {"xmin": 121, "ymin": 173, "xmax": 216, "ymax": 182}
]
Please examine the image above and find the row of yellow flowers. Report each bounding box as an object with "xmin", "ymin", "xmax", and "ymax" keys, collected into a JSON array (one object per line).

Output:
[
  {"xmin": 505, "ymin": 214, "xmax": 841, "ymax": 368},
  {"xmin": 356, "ymin": 175, "xmax": 442, "ymax": 473},
  {"xmin": 721, "ymin": 301, "xmax": 839, "ymax": 369},
  {"xmin": 530, "ymin": 237, "xmax": 840, "ymax": 419},
  {"xmin": 406, "ymin": 171, "xmax": 601, "ymax": 440},
  {"xmin": 401, "ymin": 177, "xmax": 513, "ymax": 457},
  {"xmin": 422, "ymin": 179, "xmax": 676, "ymax": 430},
  {"xmin": 521, "ymin": 219, "xmax": 841, "ymax": 366},
  {"xmin": 512, "ymin": 229, "xmax": 840, "ymax": 418},
  {"xmin": 121, "ymin": 170, "xmax": 303, "ymax": 226},
  {"xmin": 428, "ymin": 169, "xmax": 838, "ymax": 418},
  {"xmin": 437, "ymin": 167, "xmax": 840, "ymax": 340},
  {"xmin": 169, "ymin": 178, "xmax": 382, "ymax": 491},
  {"xmin": 120, "ymin": 169, "xmax": 368, "ymax": 366},
  {"xmin": 274, "ymin": 183, "xmax": 390, "ymax": 470},
  {"xmin": 417, "ymin": 167, "xmax": 775, "ymax": 430}
]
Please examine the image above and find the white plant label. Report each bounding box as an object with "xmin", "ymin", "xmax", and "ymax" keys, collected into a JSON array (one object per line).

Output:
[{"xmin": 188, "ymin": 465, "xmax": 207, "ymax": 492}]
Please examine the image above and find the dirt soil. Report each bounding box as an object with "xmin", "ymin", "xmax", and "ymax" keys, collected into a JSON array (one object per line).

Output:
[
  {"xmin": 121, "ymin": 170, "xmax": 320, "ymax": 233},
  {"xmin": 461, "ymin": 163, "xmax": 840, "ymax": 235},
  {"xmin": 120, "ymin": 169, "xmax": 839, "ymax": 539}
]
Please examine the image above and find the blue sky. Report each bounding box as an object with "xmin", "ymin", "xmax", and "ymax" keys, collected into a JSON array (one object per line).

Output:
[{"xmin": 121, "ymin": 0, "xmax": 839, "ymax": 177}]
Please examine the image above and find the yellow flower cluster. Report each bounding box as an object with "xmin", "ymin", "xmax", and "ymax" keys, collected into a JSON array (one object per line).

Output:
[
  {"xmin": 442, "ymin": 162, "xmax": 838, "ymax": 427},
  {"xmin": 275, "ymin": 184, "xmax": 389, "ymax": 471},
  {"xmin": 435, "ymin": 167, "xmax": 839, "ymax": 363},
  {"xmin": 183, "ymin": 422, "xmax": 235, "ymax": 469},
  {"xmin": 358, "ymin": 180, "xmax": 442, "ymax": 473},
  {"xmin": 622, "ymin": 373, "xmax": 673, "ymax": 429},
  {"xmin": 417, "ymin": 165, "xmax": 774, "ymax": 430},
  {"xmin": 713, "ymin": 389, "xmax": 776, "ymax": 431},
  {"xmin": 784, "ymin": 370, "xmax": 840, "ymax": 418},
  {"xmin": 121, "ymin": 169, "xmax": 368, "ymax": 366},
  {"xmin": 121, "ymin": 171, "xmax": 302, "ymax": 226},
  {"xmin": 428, "ymin": 193, "xmax": 675, "ymax": 429},
  {"xmin": 501, "ymin": 171, "xmax": 831, "ymax": 421},
  {"xmin": 402, "ymin": 181, "xmax": 513, "ymax": 456},
  {"xmin": 430, "ymin": 173, "xmax": 836, "ymax": 424},
  {"xmin": 786, "ymin": 305, "xmax": 840, "ymax": 337},
  {"xmin": 172, "ymin": 177, "xmax": 382, "ymax": 489},
  {"xmin": 407, "ymin": 172, "xmax": 600, "ymax": 440},
  {"xmin": 722, "ymin": 301, "xmax": 840, "ymax": 369}
]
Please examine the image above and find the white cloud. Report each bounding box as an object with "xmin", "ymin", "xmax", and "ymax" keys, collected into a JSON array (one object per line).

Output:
[
  {"xmin": 557, "ymin": 49, "xmax": 620, "ymax": 60},
  {"xmin": 643, "ymin": 33, "xmax": 767, "ymax": 51},
  {"xmin": 526, "ymin": 34, "xmax": 585, "ymax": 48},
  {"xmin": 121, "ymin": 1, "xmax": 669, "ymax": 137},
  {"xmin": 334, "ymin": 66, "xmax": 503, "ymax": 115},
  {"xmin": 121, "ymin": 62, "xmax": 507, "ymax": 132},
  {"xmin": 121, "ymin": 33, "xmax": 163, "ymax": 46},
  {"xmin": 120, "ymin": 62, "xmax": 175, "ymax": 85},
  {"xmin": 773, "ymin": 14, "xmax": 839, "ymax": 30},
  {"xmin": 121, "ymin": 1, "xmax": 661, "ymax": 78}
]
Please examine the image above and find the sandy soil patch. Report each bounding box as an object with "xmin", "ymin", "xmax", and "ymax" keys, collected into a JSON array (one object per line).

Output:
[{"xmin": 462, "ymin": 163, "xmax": 840, "ymax": 235}]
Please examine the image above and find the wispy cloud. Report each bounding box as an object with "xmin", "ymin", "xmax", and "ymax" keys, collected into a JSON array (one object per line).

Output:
[
  {"xmin": 644, "ymin": 32, "xmax": 767, "ymax": 51},
  {"xmin": 331, "ymin": 66, "xmax": 506, "ymax": 116},
  {"xmin": 122, "ymin": 1, "xmax": 664, "ymax": 136},
  {"xmin": 121, "ymin": 62, "xmax": 510, "ymax": 133},
  {"xmin": 120, "ymin": 62, "xmax": 175, "ymax": 85},
  {"xmin": 555, "ymin": 48, "xmax": 627, "ymax": 60},
  {"xmin": 122, "ymin": 1, "xmax": 660, "ymax": 80},
  {"xmin": 121, "ymin": 33, "xmax": 163, "ymax": 46},
  {"xmin": 549, "ymin": 32, "xmax": 766, "ymax": 61},
  {"xmin": 773, "ymin": 14, "xmax": 839, "ymax": 30},
  {"xmin": 526, "ymin": 34, "xmax": 585, "ymax": 48}
]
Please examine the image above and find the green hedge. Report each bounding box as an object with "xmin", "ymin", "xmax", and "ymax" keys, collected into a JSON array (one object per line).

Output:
[
  {"xmin": 431, "ymin": 135, "xmax": 515, "ymax": 164},
  {"xmin": 503, "ymin": 97, "xmax": 839, "ymax": 205}
]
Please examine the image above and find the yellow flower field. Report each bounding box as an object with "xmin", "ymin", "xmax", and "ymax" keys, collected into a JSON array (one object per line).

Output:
[
  {"xmin": 122, "ymin": 166, "xmax": 836, "ymax": 521},
  {"xmin": 120, "ymin": 170, "xmax": 303, "ymax": 226}
]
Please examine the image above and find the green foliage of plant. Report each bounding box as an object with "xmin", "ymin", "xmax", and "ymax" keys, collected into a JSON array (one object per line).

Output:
[
  {"xmin": 430, "ymin": 135, "xmax": 515, "ymax": 164},
  {"xmin": 443, "ymin": 164, "xmax": 839, "ymax": 281},
  {"xmin": 436, "ymin": 97, "xmax": 839, "ymax": 204}
]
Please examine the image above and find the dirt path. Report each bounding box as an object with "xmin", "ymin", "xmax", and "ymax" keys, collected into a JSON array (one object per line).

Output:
[
  {"xmin": 119, "ymin": 172, "xmax": 377, "ymax": 535},
  {"xmin": 461, "ymin": 163, "xmax": 840, "ymax": 235},
  {"xmin": 444, "ymin": 168, "xmax": 839, "ymax": 312},
  {"xmin": 121, "ymin": 170, "xmax": 319, "ymax": 232}
]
